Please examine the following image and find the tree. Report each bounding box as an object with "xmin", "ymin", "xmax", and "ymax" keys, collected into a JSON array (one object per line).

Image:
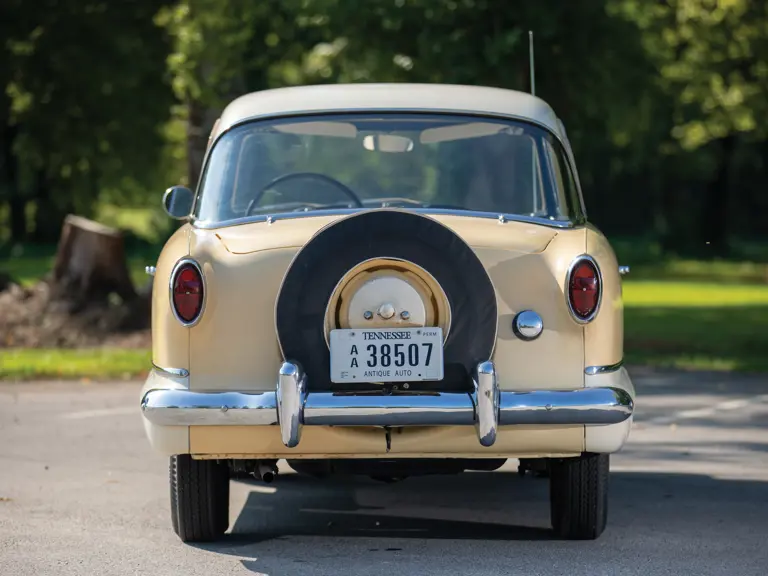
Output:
[
  {"xmin": 157, "ymin": 0, "xmax": 330, "ymax": 187},
  {"xmin": 613, "ymin": 0, "xmax": 768, "ymax": 254},
  {"xmin": 3, "ymin": 0, "xmax": 175, "ymax": 242}
]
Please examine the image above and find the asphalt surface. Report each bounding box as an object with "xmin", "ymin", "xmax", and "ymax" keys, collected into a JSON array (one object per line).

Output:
[{"xmin": 1, "ymin": 366, "xmax": 767, "ymax": 576}]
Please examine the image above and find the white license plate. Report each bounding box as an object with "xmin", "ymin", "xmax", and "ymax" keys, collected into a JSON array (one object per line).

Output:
[{"xmin": 330, "ymin": 327, "xmax": 444, "ymax": 383}]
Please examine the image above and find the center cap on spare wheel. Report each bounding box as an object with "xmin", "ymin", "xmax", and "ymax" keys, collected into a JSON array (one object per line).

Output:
[
  {"xmin": 346, "ymin": 276, "xmax": 427, "ymax": 327},
  {"xmin": 323, "ymin": 257, "xmax": 453, "ymax": 345},
  {"xmin": 377, "ymin": 302, "xmax": 396, "ymax": 319}
]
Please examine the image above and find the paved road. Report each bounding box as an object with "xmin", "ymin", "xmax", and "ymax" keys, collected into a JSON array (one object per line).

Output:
[{"xmin": 1, "ymin": 367, "xmax": 767, "ymax": 575}]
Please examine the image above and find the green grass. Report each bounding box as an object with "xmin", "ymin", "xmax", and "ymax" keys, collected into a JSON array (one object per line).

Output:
[
  {"xmin": 623, "ymin": 281, "xmax": 768, "ymax": 372},
  {"xmin": 623, "ymin": 281, "xmax": 768, "ymax": 306},
  {"xmin": 0, "ymin": 348, "xmax": 152, "ymax": 381}
]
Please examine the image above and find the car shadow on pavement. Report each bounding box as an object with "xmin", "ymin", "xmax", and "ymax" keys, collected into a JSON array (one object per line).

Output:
[
  {"xmin": 222, "ymin": 469, "xmax": 555, "ymax": 544},
  {"xmin": 192, "ymin": 468, "xmax": 554, "ymax": 559},
  {"xmin": 190, "ymin": 467, "xmax": 768, "ymax": 575}
]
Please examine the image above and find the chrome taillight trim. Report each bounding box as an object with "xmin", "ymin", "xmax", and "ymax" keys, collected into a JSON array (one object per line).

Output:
[
  {"xmin": 169, "ymin": 258, "xmax": 206, "ymax": 328},
  {"xmin": 565, "ymin": 254, "xmax": 602, "ymax": 324}
]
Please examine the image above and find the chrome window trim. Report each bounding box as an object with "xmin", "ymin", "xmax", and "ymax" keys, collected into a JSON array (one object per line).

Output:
[
  {"xmin": 192, "ymin": 208, "xmax": 576, "ymax": 231},
  {"xmin": 169, "ymin": 257, "xmax": 206, "ymax": 328},
  {"xmin": 190, "ymin": 109, "xmax": 587, "ymax": 228},
  {"xmin": 565, "ymin": 254, "xmax": 603, "ymax": 324},
  {"xmin": 584, "ymin": 360, "xmax": 624, "ymax": 376}
]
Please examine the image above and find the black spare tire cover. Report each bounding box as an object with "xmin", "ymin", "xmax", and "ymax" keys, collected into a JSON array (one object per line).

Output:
[{"xmin": 275, "ymin": 210, "xmax": 497, "ymax": 392}]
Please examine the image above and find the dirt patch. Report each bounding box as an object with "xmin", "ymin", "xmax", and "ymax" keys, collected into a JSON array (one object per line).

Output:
[{"xmin": 0, "ymin": 279, "xmax": 151, "ymax": 349}]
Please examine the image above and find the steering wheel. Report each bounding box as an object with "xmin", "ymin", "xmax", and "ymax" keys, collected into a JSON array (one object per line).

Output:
[{"xmin": 245, "ymin": 172, "xmax": 364, "ymax": 216}]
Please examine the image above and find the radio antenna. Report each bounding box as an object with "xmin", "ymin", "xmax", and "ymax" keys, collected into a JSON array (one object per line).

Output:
[{"xmin": 528, "ymin": 30, "xmax": 536, "ymax": 96}]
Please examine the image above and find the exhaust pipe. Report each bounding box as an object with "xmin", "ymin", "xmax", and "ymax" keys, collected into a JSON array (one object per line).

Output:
[{"xmin": 256, "ymin": 460, "xmax": 278, "ymax": 483}]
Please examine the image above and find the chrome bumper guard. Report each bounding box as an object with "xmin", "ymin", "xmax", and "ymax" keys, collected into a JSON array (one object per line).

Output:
[{"xmin": 141, "ymin": 360, "xmax": 634, "ymax": 448}]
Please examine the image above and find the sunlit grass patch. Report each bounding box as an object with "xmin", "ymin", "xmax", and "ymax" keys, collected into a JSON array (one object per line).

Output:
[
  {"xmin": 623, "ymin": 281, "xmax": 768, "ymax": 373},
  {"xmin": 623, "ymin": 281, "xmax": 768, "ymax": 307},
  {"xmin": 0, "ymin": 348, "xmax": 152, "ymax": 381}
]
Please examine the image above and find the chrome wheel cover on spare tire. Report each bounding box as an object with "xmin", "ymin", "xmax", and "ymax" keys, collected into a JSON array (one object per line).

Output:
[{"xmin": 275, "ymin": 209, "xmax": 497, "ymax": 392}]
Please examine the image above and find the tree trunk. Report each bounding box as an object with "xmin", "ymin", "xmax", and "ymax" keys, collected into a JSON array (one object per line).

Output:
[
  {"xmin": 31, "ymin": 170, "xmax": 71, "ymax": 243},
  {"xmin": 700, "ymin": 136, "xmax": 735, "ymax": 257},
  {"xmin": 2, "ymin": 123, "xmax": 26, "ymax": 242},
  {"xmin": 9, "ymin": 195, "xmax": 26, "ymax": 242},
  {"xmin": 186, "ymin": 95, "xmax": 223, "ymax": 190},
  {"xmin": 50, "ymin": 214, "xmax": 137, "ymax": 311},
  {"xmin": 186, "ymin": 98, "xmax": 206, "ymax": 189}
]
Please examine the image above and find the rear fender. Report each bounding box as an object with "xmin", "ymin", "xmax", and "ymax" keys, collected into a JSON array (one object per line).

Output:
[{"xmin": 479, "ymin": 227, "xmax": 587, "ymax": 391}]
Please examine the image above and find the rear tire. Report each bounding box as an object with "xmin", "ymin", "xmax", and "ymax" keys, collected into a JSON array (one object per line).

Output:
[
  {"xmin": 549, "ymin": 453, "xmax": 609, "ymax": 540},
  {"xmin": 170, "ymin": 455, "xmax": 230, "ymax": 542}
]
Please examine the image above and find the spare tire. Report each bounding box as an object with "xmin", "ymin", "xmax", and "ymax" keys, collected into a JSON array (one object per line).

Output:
[{"xmin": 275, "ymin": 210, "xmax": 497, "ymax": 392}]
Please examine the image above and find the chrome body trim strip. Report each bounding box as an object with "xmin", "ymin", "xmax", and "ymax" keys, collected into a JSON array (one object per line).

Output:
[
  {"xmin": 151, "ymin": 364, "xmax": 189, "ymax": 378},
  {"xmin": 584, "ymin": 360, "xmax": 624, "ymax": 376},
  {"xmin": 191, "ymin": 208, "xmax": 576, "ymax": 231}
]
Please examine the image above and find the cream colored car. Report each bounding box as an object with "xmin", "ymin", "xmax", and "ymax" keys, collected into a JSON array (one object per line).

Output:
[{"xmin": 141, "ymin": 83, "xmax": 635, "ymax": 543}]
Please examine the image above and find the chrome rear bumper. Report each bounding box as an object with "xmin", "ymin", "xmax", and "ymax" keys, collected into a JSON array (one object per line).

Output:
[{"xmin": 140, "ymin": 360, "xmax": 634, "ymax": 449}]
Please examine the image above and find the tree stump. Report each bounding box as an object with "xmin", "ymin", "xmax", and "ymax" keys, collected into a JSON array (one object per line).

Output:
[{"xmin": 50, "ymin": 215, "xmax": 137, "ymax": 311}]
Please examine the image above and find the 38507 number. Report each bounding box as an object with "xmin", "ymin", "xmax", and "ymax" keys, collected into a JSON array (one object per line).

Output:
[{"xmin": 366, "ymin": 343, "xmax": 433, "ymax": 368}]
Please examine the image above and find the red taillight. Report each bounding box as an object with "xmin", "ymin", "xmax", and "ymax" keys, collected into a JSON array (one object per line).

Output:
[
  {"xmin": 568, "ymin": 258, "xmax": 600, "ymax": 321},
  {"xmin": 172, "ymin": 262, "xmax": 204, "ymax": 324}
]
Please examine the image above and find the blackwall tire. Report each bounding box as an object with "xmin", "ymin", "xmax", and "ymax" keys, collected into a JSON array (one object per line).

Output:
[
  {"xmin": 549, "ymin": 453, "xmax": 609, "ymax": 540},
  {"xmin": 170, "ymin": 455, "xmax": 230, "ymax": 543},
  {"xmin": 275, "ymin": 209, "xmax": 497, "ymax": 392}
]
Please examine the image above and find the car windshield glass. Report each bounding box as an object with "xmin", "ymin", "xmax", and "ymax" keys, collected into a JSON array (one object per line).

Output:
[{"xmin": 194, "ymin": 113, "xmax": 582, "ymax": 224}]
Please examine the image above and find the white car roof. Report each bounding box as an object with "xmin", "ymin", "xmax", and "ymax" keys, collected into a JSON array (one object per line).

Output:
[{"xmin": 215, "ymin": 83, "xmax": 563, "ymax": 140}]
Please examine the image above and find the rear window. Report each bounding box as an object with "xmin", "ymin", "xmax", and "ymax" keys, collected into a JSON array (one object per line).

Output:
[{"xmin": 193, "ymin": 113, "xmax": 584, "ymax": 225}]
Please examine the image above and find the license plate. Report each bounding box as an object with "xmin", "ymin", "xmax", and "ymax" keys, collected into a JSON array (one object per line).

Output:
[{"xmin": 330, "ymin": 327, "xmax": 444, "ymax": 383}]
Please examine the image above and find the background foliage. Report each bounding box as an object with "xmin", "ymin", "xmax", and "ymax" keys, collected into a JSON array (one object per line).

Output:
[{"xmin": 2, "ymin": 0, "xmax": 766, "ymax": 255}]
